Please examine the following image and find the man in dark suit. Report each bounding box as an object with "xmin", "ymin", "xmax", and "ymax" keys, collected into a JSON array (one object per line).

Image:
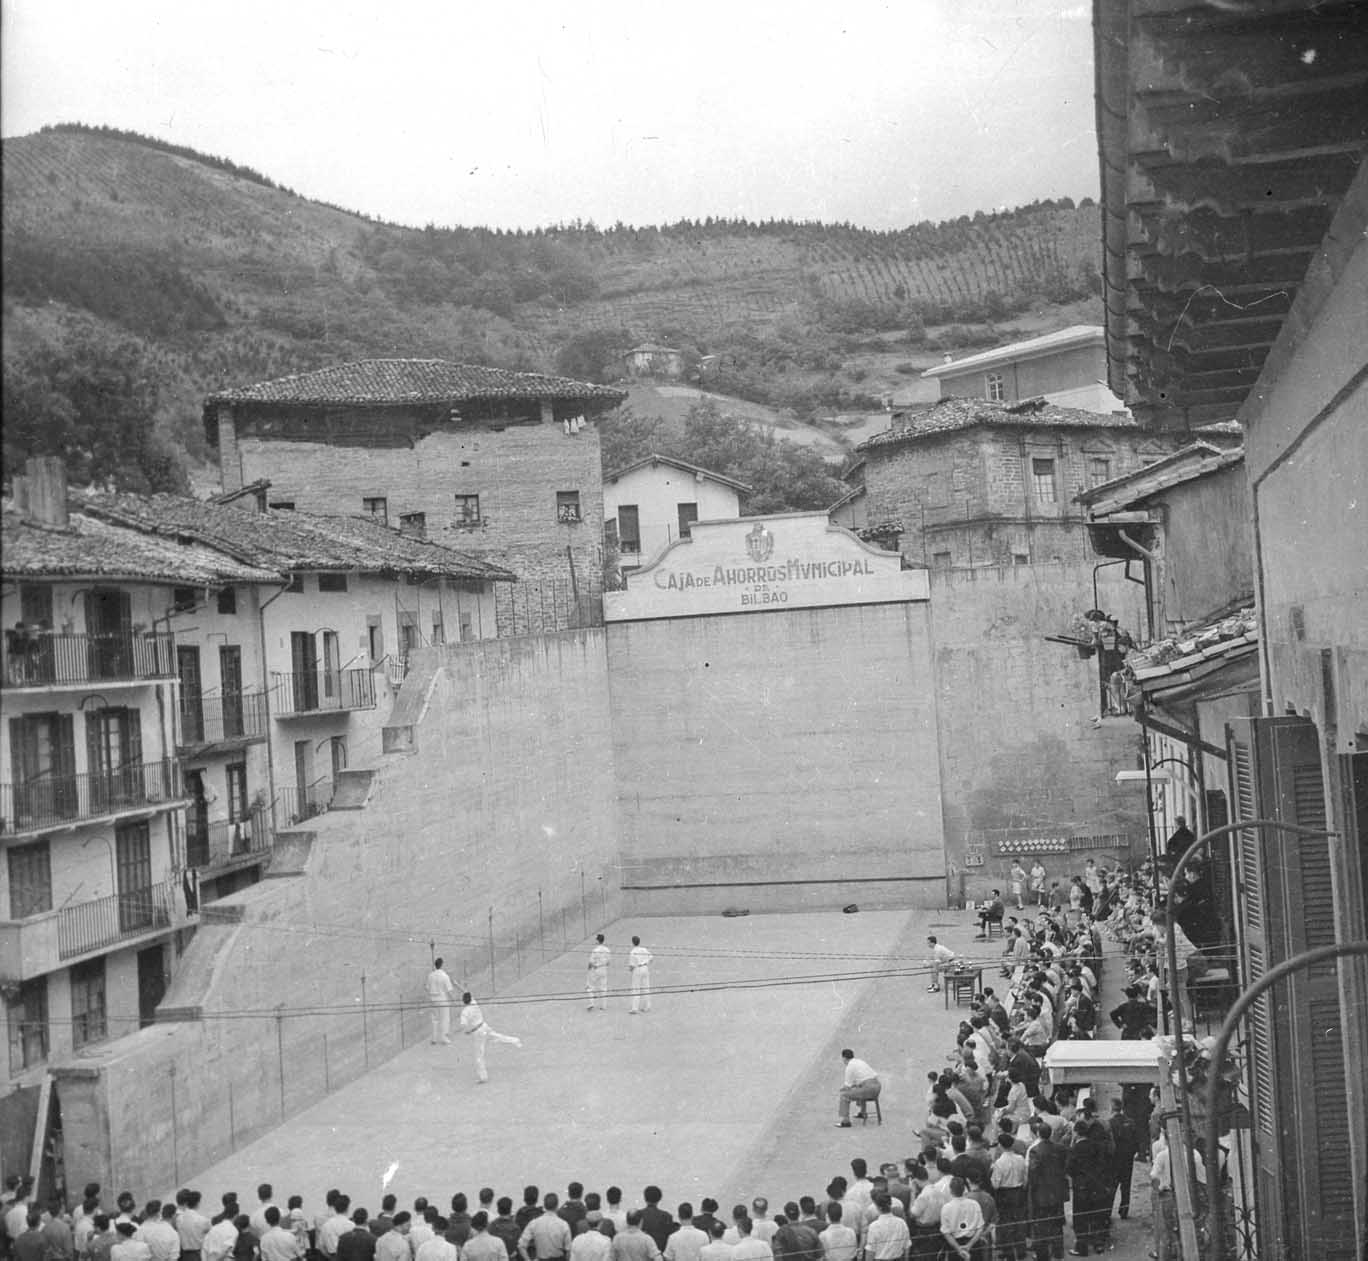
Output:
[
  {"xmin": 638, "ymin": 1189, "xmax": 675, "ymax": 1254},
  {"xmin": 1026, "ymin": 1121, "xmax": 1069, "ymax": 1261}
]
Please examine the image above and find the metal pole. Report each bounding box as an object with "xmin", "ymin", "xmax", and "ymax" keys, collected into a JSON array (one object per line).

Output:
[
  {"xmin": 1142, "ymin": 735, "xmax": 1162, "ymax": 915},
  {"xmin": 276, "ymin": 1006, "xmax": 286, "ymax": 1118},
  {"xmin": 361, "ymin": 972, "xmax": 369, "ymax": 1068},
  {"xmin": 169, "ymin": 1063, "xmax": 179, "ymax": 1186},
  {"xmin": 1203, "ymin": 940, "xmax": 1368, "ymax": 1258}
]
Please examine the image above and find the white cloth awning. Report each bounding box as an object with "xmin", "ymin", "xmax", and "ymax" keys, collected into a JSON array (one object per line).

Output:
[{"xmin": 1044, "ymin": 1038, "xmax": 1165, "ymax": 1085}]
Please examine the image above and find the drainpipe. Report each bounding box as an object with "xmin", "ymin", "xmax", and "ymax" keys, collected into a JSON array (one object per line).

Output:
[
  {"xmin": 1117, "ymin": 527, "xmax": 1159, "ymax": 641},
  {"xmin": 255, "ymin": 581, "xmax": 290, "ymax": 834}
]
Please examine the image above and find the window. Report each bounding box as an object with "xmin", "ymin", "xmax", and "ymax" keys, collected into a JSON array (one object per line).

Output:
[
  {"xmin": 454, "ymin": 494, "xmax": 481, "ymax": 528},
  {"xmin": 115, "ymin": 820, "xmax": 153, "ymax": 932},
  {"xmin": 399, "ymin": 511, "xmax": 427, "ymax": 539},
  {"xmin": 431, "ymin": 612, "xmax": 445, "ymax": 645},
  {"xmin": 226, "ymin": 763, "xmax": 248, "ymax": 823},
  {"xmin": 1031, "ymin": 458, "xmax": 1058, "ymax": 503},
  {"xmin": 216, "ymin": 587, "xmax": 238, "ymax": 615},
  {"xmin": 286, "ymin": 573, "xmax": 305, "ymax": 593},
  {"xmin": 19, "ymin": 583, "xmax": 53, "ymax": 629},
  {"xmin": 1088, "ymin": 457, "xmax": 1112, "ymax": 486},
  {"xmin": 399, "ymin": 611, "xmax": 420, "ymax": 659},
  {"xmin": 932, "ymin": 551, "xmax": 953, "ymax": 570},
  {"xmin": 367, "ymin": 617, "xmax": 384, "ymax": 663},
  {"xmin": 362, "ymin": 496, "xmax": 388, "ymax": 525},
  {"xmin": 557, "ymin": 491, "xmax": 582, "ymax": 524},
  {"xmin": 7, "ymin": 841, "xmax": 52, "ymax": 919},
  {"xmin": 71, "ymin": 957, "xmax": 107, "ymax": 1049},
  {"xmin": 1013, "ymin": 552, "xmax": 1030, "ymax": 566},
  {"xmin": 459, "ymin": 612, "xmax": 473, "ymax": 642},
  {"xmin": 318, "ymin": 573, "xmax": 349, "ymax": 593},
  {"xmin": 986, "ymin": 373, "xmax": 1005, "ymax": 403},
  {"xmin": 617, "ymin": 505, "xmax": 641, "ymax": 554},
  {"xmin": 269, "ymin": 501, "xmax": 296, "ymax": 511},
  {"xmin": 172, "ymin": 587, "xmax": 197, "ymax": 613},
  {"xmin": 9, "ymin": 712, "xmax": 78, "ymax": 825},
  {"xmin": 87, "ymin": 707, "xmax": 143, "ymax": 811},
  {"xmin": 677, "ymin": 502, "xmax": 699, "ymax": 540},
  {"xmin": 7, "ymin": 977, "xmax": 49, "ymax": 1074}
]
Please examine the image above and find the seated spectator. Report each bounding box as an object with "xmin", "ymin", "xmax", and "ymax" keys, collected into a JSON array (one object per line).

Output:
[{"xmin": 974, "ymin": 892, "xmax": 1005, "ymax": 939}]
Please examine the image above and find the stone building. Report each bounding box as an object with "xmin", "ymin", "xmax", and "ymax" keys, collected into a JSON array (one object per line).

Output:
[
  {"xmin": 856, "ymin": 396, "xmax": 1195, "ymax": 569},
  {"xmin": 622, "ymin": 343, "xmax": 684, "ymax": 379},
  {"xmin": 203, "ymin": 360, "xmax": 625, "ymax": 635}
]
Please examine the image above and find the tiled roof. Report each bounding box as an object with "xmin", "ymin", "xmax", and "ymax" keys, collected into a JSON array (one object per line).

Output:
[
  {"xmin": 921, "ymin": 325, "xmax": 1104, "ymax": 378},
  {"xmin": 75, "ymin": 492, "xmax": 516, "ymax": 583},
  {"xmin": 605, "ymin": 453, "xmax": 751, "ymax": 494},
  {"xmin": 204, "ymin": 360, "xmax": 626, "ymax": 408},
  {"xmin": 1, "ymin": 505, "xmax": 281, "ymax": 586},
  {"xmin": 857, "ymin": 396, "xmax": 1141, "ymax": 452},
  {"xmin": 1079, "ymin": 443, "xmax": 1244, "ymax": 512},
  {"xmin": 1126, "ymin": 603, "xmax": 1259, "ymax": 686}
]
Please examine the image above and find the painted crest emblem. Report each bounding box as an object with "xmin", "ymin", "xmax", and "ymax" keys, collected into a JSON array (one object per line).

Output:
[{"xmin": 745, "ymin": 522, "xmax": 774, "ymax": 563}]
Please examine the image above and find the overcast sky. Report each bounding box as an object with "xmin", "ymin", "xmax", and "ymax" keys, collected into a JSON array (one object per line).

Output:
[{"xmin": 1, "ymin": 0, "xmax": 1098, "ymax": 232}]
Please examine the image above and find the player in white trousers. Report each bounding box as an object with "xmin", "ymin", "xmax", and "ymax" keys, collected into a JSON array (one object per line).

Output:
[
  {"xmin": 427, "ymin": 957, "xmax": 456, "ymax": 1043},
  {"xmin": 586, "ymin": 933, "xmax": 611, "ymax": 1010},
  {"xmin": 628, "ymin": 936, "xmax": 652, "ymax": 1013},
  {"xmin": 458, "ymin": 991, "xmax": 522, "ymax": 1082}
]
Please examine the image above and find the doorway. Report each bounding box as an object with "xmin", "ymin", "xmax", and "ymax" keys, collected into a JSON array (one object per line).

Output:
[{"xmin": 136, "ymin": 945, "xmax": 166, "ymax": 1028}]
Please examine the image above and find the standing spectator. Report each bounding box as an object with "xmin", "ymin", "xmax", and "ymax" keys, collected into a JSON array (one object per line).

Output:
[
  {"xmin": 691, "ymin": 1207, "xmax": 720, "ymax": 1242},
  {"xmin": 601, "ymin": 1195, "xmax": 627, "ymax": 1240},
  {"xmin": 85, "ymin": 1219, "xmax": 116, "ymax": 1261},
  {"xmin": 586, "ymin": 936, "xmax": 611, "ymax": 1011},
  {"xmin": 135, "ymin": 1207, "xmax": 177, "ymax": 1261},
  {"xmin": 638, "ymin": 1193, "xmax": 675, "ymax": 1254},
  {"xmin": 316, "ymin": 1199, "xmax": 351, "ymax": 1261},
  {"xmin": 1105, "ymin": 1101, "xmax": 1141, "ymax": 1222},
  {"xmin": 697, "ymin": 1222, "xmax": 731, "ymax": 1261},
  {"xmin": 1025, "ymin": 1121, "xmax": 1068, "ymax": 1261},
  {"xmin": 1149, "ymin": 1132, "xmax": 1178, "ymax": 1261},
  {"xmin": 990, "ymin": 1135, "xmax": 1028, "ymax": 1261},
  {"xmin": 937, "ymin": 1179, "xmax": 985, "ymax": 1261},
  {"xmin": 860, "ymin": 1195, "xmax": 908, "ymax": 1261},
  {"xmin": 109, "ymin": 1226, "xmax": 149, "ymax": 1261},
  {"xmin": 202, "ymin": 1219, "xmax": 238, "ymax": 1261},
  {"xmin": 462, "ymin": 1215, "xmax": 504, "ymax": 1261},
  {"xmin": 414, "ymin": 1226, "xmax": 455, "ymax": 1261},
  {"xmin": 488, "ymin": 1202, "xmax": 519, "ymax": 1260},
  {"xmin": 336, "ymin": 1214, "xmax": 376, "ymax": 1261},
  {"xmin": 407, "ymin": 1208, "xmax": 435, "ymax": 1258},
  {"xmin": 663, "ymin": 1208, "xmax": 705, "ymax": 1261},
  {"xmin": 1028, "ymin": 862, "xmax": 1047, "ymax": 908},
  {"xmin": 42, "ymin": 1201, "xmax": 75, "ymax": 1261},
  {"xmin": 816, "ymin": 1206, "xmax": 855, "ymax": 1261},
  {"xmin": 427, "ymin": 959, "xmax": 456, "ymax": 1044},
  {"xmin": 258, "ymin": 1211, "xmax": 302, "ymax": 1261},
  {"xmin": 518, "ymin": 1197, "xmax": 570, "ymax": 1261},
  {"xmin": 177, "ymin": 1192, "xmax": 212, "ymax": 1261},
  {"xmin": 725, "ymin": 1221, "xmax": 767, "ymax": 1261},
  {"xmin": 570, "ymin": 1223, "xmax": 612, "ymax": 1261},
  {"xmin": 628, "ymin": 938, "xmax": 652, "ymax": 1014},
  {"xmin": 610, "ymin": 1215, "xmax": 661, "ymax": 1261},
  {"xmin": 1065, "ymin": 1121, "xmax": 1110, "ymax": 1254},
  {"xmin": 769, "ymin": 1215, "xmax": 819, "ymax": 1261},
  {"xmin": 14, "ymin": 1215, "xmax": 46, "ymax": 1261},
  {"xmin": 1009, "ymin": 863, "xmax": 1028, "ymax": 910},
  {"xmin": 7, "ymin": 1188, "xmax": 36, "ymax": 1248}
]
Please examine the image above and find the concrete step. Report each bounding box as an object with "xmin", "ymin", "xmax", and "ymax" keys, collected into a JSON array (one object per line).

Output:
[
  {"xmin": 329, "ymin": 768, "xmax": 375, "ymax": 810},
  {"xmin": 265, "ymin": 830, "xmax": 316, "ymax": 877}
]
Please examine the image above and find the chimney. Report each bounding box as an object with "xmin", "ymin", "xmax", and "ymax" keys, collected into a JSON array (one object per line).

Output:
[{"xmin": 25, "ymin": 457, "xmax": 69, "ymax": 528}]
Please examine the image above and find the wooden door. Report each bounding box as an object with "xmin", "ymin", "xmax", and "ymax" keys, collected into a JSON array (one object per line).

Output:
[{"xmin": 178, "ymin": 646, "xmax": 204, "ymax": 743}]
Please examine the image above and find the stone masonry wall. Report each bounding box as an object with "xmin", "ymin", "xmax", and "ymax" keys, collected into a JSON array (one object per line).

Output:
[
  {"xmin": 928, "ymin": 560, "xmax": 1150, "ymax": 901},
  {"xmin": 230, "ymin": 410, "xmax": 606, "ymax": 635},
  {"xmin": 53, "ymin": 631, "xmax": 619, "ymax": 1195}
]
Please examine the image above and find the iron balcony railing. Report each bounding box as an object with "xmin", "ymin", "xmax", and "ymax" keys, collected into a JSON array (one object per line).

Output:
[
  {"xmin": 275, "ymin": 781, "xmax": 333, "ymax": 829},
  {"xmin": 2, "ymin": 629, "xmax": 176, "ymax": 687},
  {"xmin": 0, "ymin": 759, "xmax": 181, "ymax": 836},
  {"xmin": 178, "ymin": 691, "xmax": 269, "ymax": 750},
  {"xmin": 185, "ymin": 804, "xmax": 272, "ymax": 869},
  {"xmin": 271, "ymin": 668, "xmax": 376, "ymax": 717},
  {"xmin": 56, "ymin": 880, "xmax": 177, "ymax": 961}
]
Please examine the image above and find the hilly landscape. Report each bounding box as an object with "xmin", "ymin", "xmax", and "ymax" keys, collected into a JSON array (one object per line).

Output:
[{"xmin": 2, "ymin": 123, "xmax": 1103, "ymax": 499}]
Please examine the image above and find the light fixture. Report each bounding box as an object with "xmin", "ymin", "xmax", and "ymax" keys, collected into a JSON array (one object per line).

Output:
[{"xmin": 1115, "ymin": 769, "xmax": 1172, "ymax": 783}]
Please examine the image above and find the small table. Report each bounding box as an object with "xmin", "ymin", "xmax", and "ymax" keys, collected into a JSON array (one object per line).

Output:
[{"xmin": 944, "ymin": 966, "xmax": 983, "ymax": 1009}]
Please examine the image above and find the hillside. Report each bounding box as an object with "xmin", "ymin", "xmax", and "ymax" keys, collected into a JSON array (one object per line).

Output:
[{"xmin": 2, "ymin": 124, "xmax": 1103, "ymax": 490}]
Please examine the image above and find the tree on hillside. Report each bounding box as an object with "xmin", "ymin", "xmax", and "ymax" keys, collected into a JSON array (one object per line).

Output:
[
  {"xmin": 555, "ymin": 328, "xmax": 633, "ymax": 384},
  {"xmin": 3, "ymin": 335, "xmax": 188, "ymax": 493}
]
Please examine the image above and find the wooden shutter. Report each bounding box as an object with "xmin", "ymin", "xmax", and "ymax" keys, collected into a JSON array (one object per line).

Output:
[{"xmin": 1227, "ymin": 716, "xmax": 1353, "ymax": 1260}]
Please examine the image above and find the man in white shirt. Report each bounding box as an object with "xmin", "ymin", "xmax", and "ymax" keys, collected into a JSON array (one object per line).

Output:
[
  {"xmin": 836, "ymin": 1050, "xmax": 882, "ymax": 1128},
  {"xmin": 727, "ymin": 1220, "xmax": 770, "ymax": 1261},
  {"xmin": 571, "ymin": 1222, "xmax": 614, "ymax": 1261},
  {"xmin": 374, "ymin": 1213, "xmax": 412, "ymax": 1261},
  {"xmin": 427, "ymin": 958, "xmax": 456, "ymax": 1043},
  {"xmin": 461, "ymin": 1214, "xmax": 505, "ymax": 1261},
  {"xmin": 937, "ymin": 1180, "xmax": 984, "ymax": 1261},
  {"xmin": 316, "ymin": 1197, "xmax": 353, "ymax": 1261},
  {"xmin": 817, "ymin": 1206, "xmax": 856, "ymax": 1261},
  {"xmin": 698, "ymin": 1221, "xmax": 733, "ymax": 1261},
  {"xmin": 859, "ymin": 1195, "xmax": 909, "ymax": 1261},
  {"xmin": 586, "ymin": 935, "xmax": 612, "ymax": 1010},
  {"xmin": 663, "ymin": 1206, "xmax": 707, "ymax": 1261},
  {"xmin": 111, "ymin": 1223, "xmax": 151, "ymax": 1261},
  {"xmin": 628, "ymin": 937, "xmax": 652, "ymax": 1013},
  {"xmin": 414, "ymin": 1228, "xmax": 457, "ymax": 1261},
  {"xmin": 137, "ymin": 1206, "xmax": 181, "ymax": 1261},
  {"xmin": 200, "ymin": 1218, "xmax": 238, "ymax": 1261},
  {"xmin": 176, "ymin": 1193, "xmax": 212, "ymax": 1261},
  {"xmin": 459, "ymin": 992, "xmax": 523, "ymax": 1083},
  {"xmin": 250, "ymin": 1186, "xmax": 278, "ymax": 1242},
  {"xmin": 926, "ymin": 936, "xmax": 957, "ymax": 994},
  {"xmin": 258, "ymin": 1209, "xmax": 303, "ymax": 1261},
  {"xmin": 746, "ymin": 1202, "xmax": 776, "ymax": 1247}
]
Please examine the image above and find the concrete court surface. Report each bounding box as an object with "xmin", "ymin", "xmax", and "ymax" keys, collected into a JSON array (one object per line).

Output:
[{"xmin": 181, "ymin": 907, "xmax": 992, "ymax": 1212}]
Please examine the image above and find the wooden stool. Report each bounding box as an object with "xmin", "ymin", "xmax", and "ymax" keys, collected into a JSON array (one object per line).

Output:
[{"xmin": 857, "ymin": 1095, "xmax": 883, "ymax": 1125}]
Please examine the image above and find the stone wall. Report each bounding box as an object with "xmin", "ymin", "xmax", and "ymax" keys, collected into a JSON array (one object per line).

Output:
[
  {"xmin": 607, "ymin": 601, "xmax": 946, "ymax": 914},
  {"xmin": 53, "ymin": 631, "xmax": 620, "ymax": 1195},
  {"xmin": 927, "ymin": 560, "xmax": 1150, "ymax": 901}
]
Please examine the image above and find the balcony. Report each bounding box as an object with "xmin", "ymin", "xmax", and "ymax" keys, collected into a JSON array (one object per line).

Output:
[
  {"xmin": 2, "ymin": 629, "xmax": 175, "ymax": 689},
  {"xmin": 275, "ymin": 781, "xmax": 333, "ymax": 829},
  {"xmin": 0, "ymin": 759, "xmax": 182, "ymax": 838},
  {"xmin": 186, "ymin": 804, "xmax": 272, "ymax": 870},
  {"xmin": 178, "ymin": 692, "xmax": 269, "ymax": 754},
  {"xmin": 271, "ymin": 668, "xmax": 375, "ymax": 718},
  {"xmin": 56, "ymin": 881, "xmax": 178, "ymax": 961}
]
